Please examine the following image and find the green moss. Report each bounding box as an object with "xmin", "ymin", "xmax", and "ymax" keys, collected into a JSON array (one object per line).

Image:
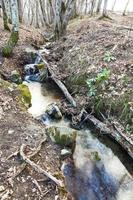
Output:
[
  {"xmin": 2, "ymin": 31, "xmax": 19, "ymax": 57},
  {"xmin": 10, "ymin": 70, "xmax": 22, "ymax": 84},
  {"xmin": 91, "ymin": 151, "xmax": 101, "ymax": 161},
  {"xmin": 19, "ymin": 84, "xmax": 31, "ymax": 107},
  {"xmin": 0, "ymin": 78, "xmax": 11, "ymax": 88},
  {"xmin": 37, "ymin": 63, "xmax": 45, "ymax": 70},
  {"xmin": 46, "ymin": 126, "xmax": 77, "ymax": 147}
]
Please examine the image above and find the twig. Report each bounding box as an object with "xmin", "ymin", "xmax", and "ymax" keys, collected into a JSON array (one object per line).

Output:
[
  {"xmin": 6, "ymin": 148, "xmax": 19, "ymax": 160},
  {"xmin": 32, "ymin": 179, "xmax": 42, "ymax": 194},
  {"xmin": 20, "ymin": 144, "xmax": 63, "ymax": 187}
]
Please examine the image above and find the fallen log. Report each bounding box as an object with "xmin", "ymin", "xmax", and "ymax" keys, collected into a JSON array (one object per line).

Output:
[
  {"xmin": 46, "ymin": 65, "xmax": 76, "ymax": 107},
  {"xmin": 80, "ymin": 110, "xmax": 133, "ymax": 159},
  {"xmin": 50, "ymin": 76, "xmax": 76, "ymax": 107}
]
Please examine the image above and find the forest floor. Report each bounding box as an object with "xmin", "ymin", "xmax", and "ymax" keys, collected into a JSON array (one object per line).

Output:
[
  {"xmin": 0, "ymin": 13, "xmax": 133, "ymax": 199},
  {"xmin": 48, "ymin": 14, "xmax": 133, "ymax": 134}
]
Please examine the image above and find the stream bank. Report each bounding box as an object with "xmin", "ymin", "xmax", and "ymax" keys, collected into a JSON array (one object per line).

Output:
[{"xmin": 20, "ymin": 43, "xmax": 133, "ymax": 200}]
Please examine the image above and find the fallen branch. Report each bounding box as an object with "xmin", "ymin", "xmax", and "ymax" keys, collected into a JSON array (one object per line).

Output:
[
  {"xmin": 51, "ymin": 76, "xmax": 76, "ymax": 107},
  {"xmin": 20, "ymin": 144, "xmax": 63, "ymax": 187},
  {"xmin": 46, "ymin": 66, "xmax": 76, "ymax": 107},
  {"xmin": 80, "ymin": 110, "xmax": 133, "ymax": 159},
  {"xmin": 8, "ymin": 138, "xmax": 47, "ymax": 186}
]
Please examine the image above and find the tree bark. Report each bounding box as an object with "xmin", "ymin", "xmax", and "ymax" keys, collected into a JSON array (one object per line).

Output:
[
  {"xmin": 102, "ymin": 0, "xmax": 108, "ymax": 17},
  {"xmin": 96, "ymin": 0, "xmax": 102, "ymax": 13},
  {"xmin": 17, "ymin": 0, "xmax": 23, "ymax": 22},
  {"xmin": 2, "ymin": 0, "xmax": 19, "ymax": 57},
  {"xmin": 54, "ymin": 0, "xmax": 75, "ymax": 40},
  {"xmin": 2, "ymin": 0, "xmax": 10, "ymax": 31},
  {"xmin": 123, "ymin": 0, "xmax": 130, "ymax": 16}
]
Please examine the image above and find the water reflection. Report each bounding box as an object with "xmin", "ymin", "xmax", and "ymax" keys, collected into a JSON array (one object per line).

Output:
[{"xmin": 62, "ymin": 131, "xmax": 133, "ymax": 200}]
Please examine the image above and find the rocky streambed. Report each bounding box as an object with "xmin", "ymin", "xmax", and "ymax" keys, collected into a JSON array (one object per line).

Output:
[{"xmin": 20, "ymin": 46, "xmax": 133, "ymax": 200}]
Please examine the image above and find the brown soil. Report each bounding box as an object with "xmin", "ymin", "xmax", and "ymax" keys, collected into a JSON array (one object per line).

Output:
[
  {"xmin": 0, "ymin": 19, "xmax": 65, "ymax": 200},
  {"xmin": 47, "ymin": 14, "xmax": 133, "ymax": 134}
]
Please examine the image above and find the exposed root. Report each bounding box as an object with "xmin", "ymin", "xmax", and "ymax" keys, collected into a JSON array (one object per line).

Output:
[
  {"xmin": 8, "ymin": 138, "xmax": 47, "ymax": 186},
  {"xmin": 20, "ymin": 143, "xmax": 64, "ymax": 187}
]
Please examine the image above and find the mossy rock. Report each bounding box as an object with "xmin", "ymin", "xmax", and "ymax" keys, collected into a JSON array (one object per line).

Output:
[
  {"xmin": 90, "ymin": 151, "xmax": 101, "ymax": 161},
  {"xmin": 0, "ymin": 77, "xmax": 11, "ymax": 88},
  {"xmin": 10, "ymin": 70, "xmax": 22, "ymax": 84},
  {"xmin": 2, "ymin": 31, "xmax": 19, "ymax": 57},
  {"xmin": 46, "ymin": 126, "xmax": 77, "ymax": 147},
  {"xmin": 19, "ymin": 84, "xmax": 31, "ymax": 107}
]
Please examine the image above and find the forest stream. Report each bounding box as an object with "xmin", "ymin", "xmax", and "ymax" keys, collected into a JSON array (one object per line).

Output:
[{"xmin": 22, "ymin": 49, "xmax": 133, "ymax": 200}]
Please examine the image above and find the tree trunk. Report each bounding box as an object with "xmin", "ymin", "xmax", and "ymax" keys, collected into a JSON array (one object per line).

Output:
[
  {"xmin": 112, "ymin": 0, "xmax": 116, "ymax": 11},
  {"xmin": 2, "ymin": 0, "xmax": 10, "ymax": 31},
  {"xmin": 123, "ymin": 0, "xmax": 130, "ymax": 16},
  {"xmin": 102, "ymin": 0, "xmax": 108, "ymax": 17},
  {"xmin": 96, "ymin": 0, "xmax": 102, "ymax": 13},
  {"xmin": 54, "ymin": 0, "xmax": 75, "ymax": 40},
  {"xmin": 17, "ymin": 0, "xmax": 23, "ymax": 22},
  {"xmin": 2, "ymin": 0, "xmax": 19, "ymax": 57},
  {"xmin": 90, "ymin": 0, "xmax": 96, "ymax": 16}
]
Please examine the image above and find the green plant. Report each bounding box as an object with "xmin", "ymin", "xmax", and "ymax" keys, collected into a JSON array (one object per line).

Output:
[
  {"xmin": 103, "ymin": 51, "xmax": 116, "ymax": 62},
  {"xmin": 86, "ymin": 68, "xmax": 110, "ymax": 97}
]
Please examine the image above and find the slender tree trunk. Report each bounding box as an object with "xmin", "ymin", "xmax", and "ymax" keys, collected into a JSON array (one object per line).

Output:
[
  {"xmin": 123, "ymin": 0, "xmax": 130, "ymax": 16},
  {"xmin": 112, "ymin": 0, "xmax": 116, "ymax": 11},
  {"xmin": 102, "ymin": 0, "xmax": 108, "ymax": 17},
  {"xmin": 2, "ymin": 0, "xmax": 19, "ymax": 57},
  {"xmin": 90, "ymin": 0, "xmax": 96, "ymax": 16},
  {"xmin": 17, "ymin": 0, "xmax": 23, "ymax": 22},
  {"xmin": 2, "ymin": 0, "xmax": 10, "ymax": 31},
  {"xmin": 96, "ymin": 0, "xmax": 102, "ymax": 14}
]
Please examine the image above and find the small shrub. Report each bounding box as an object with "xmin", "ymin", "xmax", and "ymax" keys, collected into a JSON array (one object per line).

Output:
[
  {"xmin": 103, "ymin": 51, "xmax": 116, "ymax": 62},
  {"xmin": 86, "ymin": 68, "xmax": 110, "ymax": 97}
]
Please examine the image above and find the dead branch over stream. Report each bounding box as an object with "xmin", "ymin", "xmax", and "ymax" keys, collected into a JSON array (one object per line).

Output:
[{"xmin": 83, "ymin": 110, "xmax": 133, "ymax": 159}]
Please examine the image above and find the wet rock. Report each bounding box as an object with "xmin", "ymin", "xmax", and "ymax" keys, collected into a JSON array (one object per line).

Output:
[
  {"xmin": 61, "ymin": 148, "xmax": 72, "ymax": 158},
  {"xmin": 46, "ymin": 103, "xmax": 62, "ymax": 120},
  {"xmin": 24, "ymin": 64, "xmax": 39, "ymax": 75},
  {"xmin": 46, "ymin": 126, "xmax": 77, "ymax": 147},
  {"xmin": 0, "ymin": 185, "xmax": 5, "ymax": 192},
  {"xmin": 10, "ymin": 70, "xmax": 22, "ymax": 84},
  {"xmin": 19, "ymin": 84, "xmax": 31, "ymax": 107}
]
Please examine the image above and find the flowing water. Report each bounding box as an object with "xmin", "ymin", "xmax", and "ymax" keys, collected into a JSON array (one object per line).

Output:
[{"xmin": 24, "ymin": 80, "xmax": 133, "ymax": 200}]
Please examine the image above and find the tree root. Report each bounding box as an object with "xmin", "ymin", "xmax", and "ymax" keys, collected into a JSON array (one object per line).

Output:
[
  {"xmin": 20, "ymin": 144, "xmax": 64, "ymax": 187},
  {"xmin": 8, "ymin": 138, "xmax": 47, "ymax": 186}
]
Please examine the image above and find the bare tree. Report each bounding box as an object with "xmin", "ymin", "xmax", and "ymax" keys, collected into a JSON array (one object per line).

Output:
[
  {"xmin": 111, "ymin": 0, "xmax": 116, "ymax": 11},
  {"xmin": 2, "ymin": 0, "xmax": 19, "ymax": 57},
  {"xmin": 96, "ymin": 0, "xmax": 102, "ymax": 14},
  {"xmin": 17, "ymin": 0, "xmax": 23, "ymax": 22},
  {"xmin": 102, "ymin": 0, "xmax": 108, "ymax": 17},
  {"xmin": 123, "ymin": 0, "xmax": 130, "ymax": 16},
  {"xmin": 54, "ymin": 0, "xmax": 75, "ymax": 40},
  {"xmin": 90, "ymin": 0, "xmax": 96, "ymax": 16},
  {"xmin": 1, "ymin": 0, "xmax": 10, "ymax": 30}
]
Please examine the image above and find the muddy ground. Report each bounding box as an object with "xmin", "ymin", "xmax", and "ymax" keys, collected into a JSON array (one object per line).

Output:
[{"xmin": 0, "ymin": 13, "xmax": 133, "ymax": 200}]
